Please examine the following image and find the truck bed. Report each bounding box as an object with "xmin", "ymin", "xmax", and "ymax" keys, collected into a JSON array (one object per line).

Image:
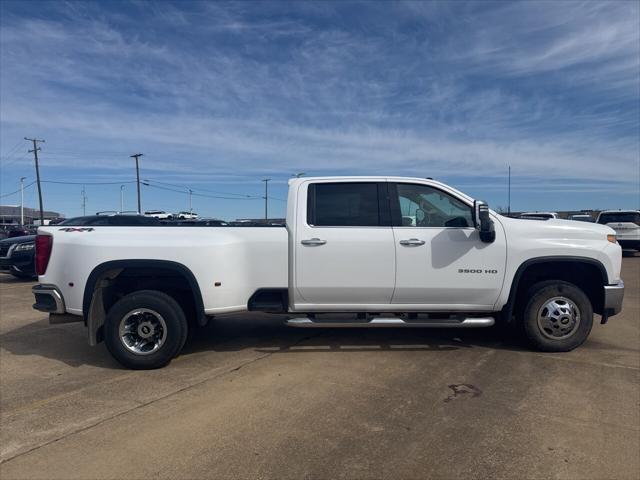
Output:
[{"xmin": 38, "ymin": 226, "xmax": 289, "ymax": 316}]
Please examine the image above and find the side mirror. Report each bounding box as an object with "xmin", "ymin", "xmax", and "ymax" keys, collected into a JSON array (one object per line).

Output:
[{"xmin": 474, "ymin": 200, "xmax": 496, "ymax": 243}]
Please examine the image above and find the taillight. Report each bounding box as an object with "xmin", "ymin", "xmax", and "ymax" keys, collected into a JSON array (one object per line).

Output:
[{"xmin": 35, "ymin": 234, "xmax": 53, "ymax": 276}]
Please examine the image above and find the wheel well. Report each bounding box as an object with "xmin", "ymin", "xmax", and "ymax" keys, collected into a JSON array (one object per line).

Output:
[
  {"xmin": 104, "ymin": 267, "xmax": 197, "ymax": 317},
  {"xmin": 511, "ymin": 260, "xmax": 605, "ymax": 318},
  {"xmin": 84, "ymin": 261, "xmax": 206, "ymax": 344}
]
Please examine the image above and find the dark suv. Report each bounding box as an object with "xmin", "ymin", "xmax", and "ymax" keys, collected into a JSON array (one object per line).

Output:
[{"xmin": 0, "ymin": 235, "xmax": 36, "ymax": 278}]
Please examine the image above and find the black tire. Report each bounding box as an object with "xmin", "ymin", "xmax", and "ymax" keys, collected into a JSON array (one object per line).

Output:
[
  {"xmin": 104, "ymin": 290, "xmax": 188, "ymax": 369},
  {"xmin": 521, "ymin": 280, "xmax": 593, "ymax": 352}
]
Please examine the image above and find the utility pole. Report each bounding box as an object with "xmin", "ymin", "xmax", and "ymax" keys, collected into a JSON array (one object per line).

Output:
[
  {"xmin": 25, "ymin": 137, "xmax": 45, "ymax": 224},
  {"xmin": 120, "ymin": 185, "xmax": 125, "ymax": 213},
  {"xmin": 19, "ymin": 177, "xmax": 26, "ymax": 225},
  {"xmin": 81, "ymin": 185, "xmax": 87, "ymax": 216},
  {"xmin": 508, "ymin": 165, "xmax": 511, "ymax": 216},
  {"xmin": 188, "ymin": 189, "xmax": 193, "ymax": 216},
  {"xmin": 130, "ymin": 153, "xmax": 143, "ymax": 214},
  {"xmin": 262, "ymin": 178, "xmax": 271, "ymax": 221}
]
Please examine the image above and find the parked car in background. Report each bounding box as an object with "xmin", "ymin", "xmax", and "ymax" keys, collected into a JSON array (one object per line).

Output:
[
  {"xmin": 0, "ymin": 235, "xmax": 36, "ymax": 278},
  {"xmin": 518, "ymin": 212, "xmax": 559, "ymax": 220},
  {"xmin": 176, "ymin": 211, "xmax": 198, "ymax": 219},
  {"xmin": 144, "ymin": 210, "xmax": 173, "ymax": 219},
  {"xmin": 196, "ymin": 218, "xmax": 228, "ymax": 226},
  {"xmin": 597, "ymin": 210, "xmax": 640, "ymax": 251},
  {"xmin": 228, "ymin": 220, "xmax": 285, "ymax": 227},
  {"xmin": 163, "ymin": 218, "xmax": 228, "ymax": 226},
  {"xmin": 8, "ymin": 225, "xmax": 37, "ymax": 238},
  {"xmin": 570, "ymin": 214, "xmax": 595, "ymax": 223},
  {"xmin": 59, "ymin": 215, "xmax": 160, "ymax": 226}
]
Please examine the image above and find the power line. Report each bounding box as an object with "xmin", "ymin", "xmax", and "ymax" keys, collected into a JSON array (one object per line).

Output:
[
  {"xmin": 0, "ymin": 181, "xmax": 36, "ymax": 198},
  {"xmin": 0, "ymin": 151, "xmax": 31, "ymax": 169},
  {"xmin": 40, "ymin": 148, "xmax": 133, "ymax": 156},
  {"xmin": 143, "ymin": 182, "xmax": 262, "ymax": 200},
  {"xmin": 1, "ymin": 139, "xmax": 25, "ymax": 158},
  {"xmin": 144, "ymin": 178, "xmax": 262, "ymax": 198},
  {"xmin": 41, "ymin": 180, "xmax": 138, "ymax": 185}
]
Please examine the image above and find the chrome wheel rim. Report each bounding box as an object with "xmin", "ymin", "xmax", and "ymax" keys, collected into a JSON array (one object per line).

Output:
[
  {"xmin": 536, "ymin": 296, "xmax": 581, "ymax": 340},
  {"xmin": 119, "ymin": 308, "xmax": 167, "ymax": 355}
]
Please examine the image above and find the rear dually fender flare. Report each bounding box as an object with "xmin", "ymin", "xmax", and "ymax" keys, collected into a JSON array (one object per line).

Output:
[{"xmin": 83, "ymin": 260, "xmax": 206, "ymax": 343}]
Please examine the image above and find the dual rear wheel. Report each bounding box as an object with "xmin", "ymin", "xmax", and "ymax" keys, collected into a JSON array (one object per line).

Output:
[{"xmin": 104, "ymin": 290, "xmax": 188, "ymax": 370}]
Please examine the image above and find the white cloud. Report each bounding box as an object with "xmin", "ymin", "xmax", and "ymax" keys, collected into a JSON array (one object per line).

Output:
[{"xmin": 1, "ymin": 0, "xmax": 638, "ymax": 209}]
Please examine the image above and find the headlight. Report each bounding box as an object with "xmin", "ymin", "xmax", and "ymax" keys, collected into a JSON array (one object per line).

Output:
[
  {"xmin": 607, "ymin": 234, "xmax": 617, "ymax": 244},
  {"xmin": 14, "ymin": 242, "xmax": 35, "ymax": 251}
]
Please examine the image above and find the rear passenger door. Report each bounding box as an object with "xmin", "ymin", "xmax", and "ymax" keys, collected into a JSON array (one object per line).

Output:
[{"xmin": 292, "ymin": 181, "xmax": 396, "ymax": 310}]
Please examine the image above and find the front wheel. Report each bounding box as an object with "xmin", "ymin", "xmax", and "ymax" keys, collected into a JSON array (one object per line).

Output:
[
  {"xmin": 104, "ymin": 290, "xmax": 188, "ymax": 369},
  {"xmin": 521, "ymin": 280, "xmax": 593, "ymax": 352}
]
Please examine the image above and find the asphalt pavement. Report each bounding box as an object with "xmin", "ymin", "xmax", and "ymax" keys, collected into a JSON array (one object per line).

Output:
[{"xmin": 0, "ymin": 257, "xmax": 638, "ymax": 479}]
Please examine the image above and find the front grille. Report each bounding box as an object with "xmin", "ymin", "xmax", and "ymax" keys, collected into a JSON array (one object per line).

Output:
[{"xmin": 0, "ymin": 244, "xmax": 10, "ymax": 257}]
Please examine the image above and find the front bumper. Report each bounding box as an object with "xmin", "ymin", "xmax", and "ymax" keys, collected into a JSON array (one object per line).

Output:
[
  {"xmin": 602, "ymin": 280, "xmax": 624, "ymax": 324},
  {"xmin": 0, "ymin": 250, "xmax": 35, "ymax": 275},
  {"xmin": 32, "ymin": 284, "xmax": 66, "ymax": 314}
]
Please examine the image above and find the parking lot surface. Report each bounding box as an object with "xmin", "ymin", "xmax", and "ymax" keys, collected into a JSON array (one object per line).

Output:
[{"xmin": 0, "ymin": 257, "xmax": 638, "ymax": 479}]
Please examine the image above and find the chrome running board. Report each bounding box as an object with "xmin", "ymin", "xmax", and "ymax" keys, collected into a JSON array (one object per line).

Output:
[{"xmin": 285, "ymin": 317, "xmax": 494, "ymax": 328}]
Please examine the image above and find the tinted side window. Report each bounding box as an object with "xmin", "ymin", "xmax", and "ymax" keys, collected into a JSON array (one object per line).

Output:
[
  {"xmin": 308, "ymin": 183, "xmax": 381, "ymax": 227},
  {"xmin": 393, "ymin": 183, "xmax": 473, "ymax": 228},
  {"xmin": 598, "ymin": 213, "xmax": 640, "ymax": 224}
]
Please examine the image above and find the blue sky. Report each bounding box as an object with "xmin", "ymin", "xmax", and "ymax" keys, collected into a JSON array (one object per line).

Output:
[{"xmin": 1, "ymin": 0, "xmax": 639, "ymax": 219}]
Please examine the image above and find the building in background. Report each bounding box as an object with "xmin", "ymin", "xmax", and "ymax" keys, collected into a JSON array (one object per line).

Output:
[{"xmin": 0, "ymin": 205, "xmax": 62, "ymax": 225}]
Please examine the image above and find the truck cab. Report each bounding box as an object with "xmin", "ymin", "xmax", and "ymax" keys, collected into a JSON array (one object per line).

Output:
[{"xmin": 288, "ymin": 177, "xmax": 506, "ymax": 312}]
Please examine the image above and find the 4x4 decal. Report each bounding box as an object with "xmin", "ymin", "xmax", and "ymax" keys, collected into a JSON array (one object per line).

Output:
[{"xmin": 58, "ymin": 227, "xmax": 95, "ymax": 232}]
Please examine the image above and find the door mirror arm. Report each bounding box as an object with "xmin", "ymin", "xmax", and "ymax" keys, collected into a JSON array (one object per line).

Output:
[{"xmin": 474, "ymin": 200, "xmax": 496, "ymax": 243}]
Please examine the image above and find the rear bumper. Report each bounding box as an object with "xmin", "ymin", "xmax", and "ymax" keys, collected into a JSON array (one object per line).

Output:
[
  {"xmin": 601, "ymin": 280, "xmax": 624, "ymax": 324},
  {"xmin": 32, "ymin": 284, "xmax": 66, "ymax": 314}
]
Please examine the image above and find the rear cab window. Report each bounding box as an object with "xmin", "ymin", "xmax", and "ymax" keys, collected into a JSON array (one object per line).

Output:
[{"xmin": 307, "ymin": 182, "xmax": 390, "ymax": 227}]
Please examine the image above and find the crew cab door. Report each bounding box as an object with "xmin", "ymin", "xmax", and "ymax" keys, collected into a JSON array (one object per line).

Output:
[
  {"xmin": 292, "ymin": 181, "xmax": 396, "ymax": 310},
  {"xmin": 390, "ymin": 182, "xmax": 506, "ymax": 309}
]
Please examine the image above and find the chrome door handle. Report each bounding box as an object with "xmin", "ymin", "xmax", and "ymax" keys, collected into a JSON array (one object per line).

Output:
[
  {"xmin": 301, "ymin": 238, "xmax": 327, "ymax": 246},
  {"xmin": 399, "ymin": 238, "xmax": 425, "ymax": 246}
]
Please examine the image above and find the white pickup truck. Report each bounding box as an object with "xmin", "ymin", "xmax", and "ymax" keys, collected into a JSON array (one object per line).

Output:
[{"xmin": 32, "ymin": 177, "xmax": 624, "ymax": 369}]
